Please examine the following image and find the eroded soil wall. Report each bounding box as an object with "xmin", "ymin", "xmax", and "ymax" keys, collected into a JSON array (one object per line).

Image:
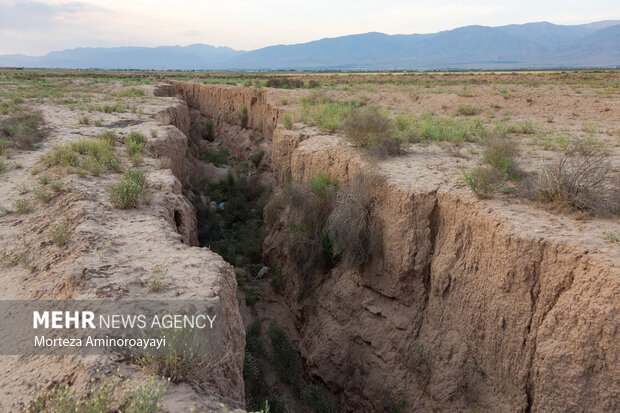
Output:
[{"xmin": 160, "ymin": 82, "xmax": 619, "ymax": 413}]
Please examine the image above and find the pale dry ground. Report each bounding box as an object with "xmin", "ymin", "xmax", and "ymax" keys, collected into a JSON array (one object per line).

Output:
[
  {"xmin": 259, "ymin": 76, "xmax": 620, "ymax": 264},
  {"xmin": 0, "ymin": 81, "xmax": 244, "ymax": 412}
]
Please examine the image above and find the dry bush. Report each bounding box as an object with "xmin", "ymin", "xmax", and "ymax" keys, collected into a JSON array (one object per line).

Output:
[
  {"xmin": 527, "ymin": 139, "xmax": 615, "ymax": 212},
  {"xmin": 483, "ymin": 133, "xmax": 520, "ymax": 174},
  {"xmin": 463, "ymin": 166, "xmax": 505, "ymax": 199},
  {"xmin": 456, "ymin": 104, "xmax": 481, "ymax": 116},
  {"xmin": 326, "ymin": 173, "xmax": 381, "ymax": 266},
  {"xmin": 266, "ymin": 77, "xmax": 305, "ymax": 88},
  {"xmin": 284, "ymin": 181, "xmax": 338, "ymax": 273},
  {"xmin": 0, "ymin": 110, "xmax": 46, "ymax": 148},
  {"xmin": 343, "ymin": 106, "xmax": 402, "ymax": 157}
]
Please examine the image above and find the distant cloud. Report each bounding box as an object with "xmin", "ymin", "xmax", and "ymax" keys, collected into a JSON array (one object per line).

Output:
[{"xmin": 0, "ymin": 1, "xmax": 94, "ymax": 30}]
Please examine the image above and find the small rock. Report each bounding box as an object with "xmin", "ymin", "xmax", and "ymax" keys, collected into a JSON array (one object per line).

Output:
[{"xmin": 256, "ymin": 266, "xmax": 270, "ymax": 279}]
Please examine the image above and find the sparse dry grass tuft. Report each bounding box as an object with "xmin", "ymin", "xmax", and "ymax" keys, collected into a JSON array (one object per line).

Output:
[
  {"xmin": 463, "ymin": 167, "xmax": 505, "ymax": 199},
  {"xmin": 343, "ymin": 106, "xmax": 402, "ymax": 157}
]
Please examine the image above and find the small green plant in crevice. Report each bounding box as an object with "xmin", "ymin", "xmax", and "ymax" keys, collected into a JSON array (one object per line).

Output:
[
  {"xmin": 28, "ymin": 379, "xmax": 116, "ymax": 413},
  {"xmin": 463, "ymin": 167, "xmax": 505, "ymax": 199},
  {"xmin": 200, "ymin": 147, "xmax": 229, "ymax": 167},
  {"xmin": 270, "ymin": 266, "xmax": 285, "ymax": 294},
  {"xmin": 49, "ymin": 180, "xmax": 63, "ymax": 192},
  {"xmin": 123, "ymin": 377, "xmax": 168, "ymax": 413},
  {"xmin": 283, "ymin": 113, "xmax": 293, "ymax": 129},
  {"xmin": 244, "ymin": 320, "xmax": 279, "ymax": 411},
  {"xmin": 0, "ymin": 157, "xmax": 6, "ymax": 173},
  {"xmin": 602, "ymin": 230, "xmax": 620, "ymax": 243},
  {"xmin": 100, "ymin": 130, "xmax": 117, "ymax": 146},
  {"xmin": 393, "ymin": 395, "xmax": 407, "ymax": 413},
  {"xmin": 126, "ymin": 131, "xmax": 147, "ymax": 157},
  {"xmin": 304, "ymin": 385, "xmax": 339, "ymax": 413},
  {"xmin": 137, "ymin": 323, "xmax": 210, "ymax": 384},
  {"xmin": 13, "ymin": 198, "xmax": 31, "ymax": 214},
  {"xmin": 108, "ymin": 168, "xmax": 149, "ymax": 209},
  {"xmin": 245, "ymin": 287, "xmax": 260, "ymax": 307},
  {"xmin": 50, "ymin": 225, "xmax": 72, "ymax": 247},
  {"xmin": 268, "ymin": 321, "xmax": 302, "ymax": 396},
  {"xmin": 16, "ymin": 182, "xmax": 29, "ymax": 195},
  {"xmin": 0, "ymin": 139, "xmax": 11, "ymax": 155},
  {"xmin": 240, "ymin": 106, "xmax": 249, "ymax": 128},
  {"xmin": 33, "ymin": 188, "xmax": 52, "ymax": 203},
  {"xmin": 309, "ymin": 172, "xmax": 339, "ymax": 200},
  {"xmin": 78, "ymin": 115, "xmax": 90, "ymax": 125},
  {"xmin": 413, "ymin": 342, "xmax": 428, "ymax": 365},
  {"xmin": 202, "ymin": 120, "xmax": 213, "ymax": 140},
  {"xmin": 149, "ymin": 264, "xmax": 168, "ymax": 292},
  {"xmin": 250, "ymin": 148, "xmax": 265, "ymax": 165}
]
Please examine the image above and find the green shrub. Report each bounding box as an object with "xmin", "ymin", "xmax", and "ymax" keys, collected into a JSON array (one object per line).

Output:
[
  {"xmin": 124, "ymin": 377, "xmax": 168, "ymax": 413},
  {"xmin": 44, "ymin": 138, "xmax": 120, "ymax": 174},
  {"xmin": 200, "ymin": 147, "xmax": 229, "ymax": 166},
  {"xmin": 13, "ymin": 198, "xmax": 31, "ymax": 214},
  {"xmin": 100, "ymin": 130, "xmax": 116, "ymax": 145},
  {"xmin": 28, "ymin": 380, "xmax": 116, "ymax": 413},
  {"xmin": 101, "ymin": 102, "xmax": 125, "ymax": 113},
  {"xmin": 283, "ymin": 113, "xmax": 293, "ymax": 129},
  {"xmin": 309, "ymin": 173, "xmax": 339, "ymax": 200},
  {"xmin": 304, "ymin": 385, "xmax": 339, "ymax": 413},
  {"xmin": 297, "ymin": 93, "xmax": 351, "ymax": 133},
  {"xmin": 78, "ymin": 115, "xmax": 90, "ymax": 125},
  {"xmin": 250, "ymin": 148, "xmax": 265, "ymax": 165},
  {"xmin": 456, "ymin": 105, "xmax": 480, "ymax": 116},
  {"xmin": 193, "ymin": 173, "xmax": 265, "ymax": 268},
  {"xmin": 108, "ymin": 169, "xmax": 149, "ymax": 209},
  {"xmin": 343, "ymin": 106, "xmax": 401, "ymax": 156},
  {"xmin": 50, "ymin": 225, "xmax": 72, "ymax": 247},
  {"xmin": 244, "ymin": 320, "xmax": 270, "ymax": 410},
  {"xmin": 399, "ymin": 112, "xmax": 486, "ymax": 144},
  {"xmin": 483, "ymin": 133, "xmax": 519, "ymax": 174},
  {"xmin": 126, "ymin": 131, "xmax": 147, "ymax": 156},
  {"xmin": 0, "ymin": 139, "xmax": 11, "ymax": 155},
  {"xmin": 0, "ymin": 157, "xmax": 6, "ymax": 173},
  {"xmin": 240, "ymin": 106, "xmax": 249, "ymax": 128},
  {"xmin": 33, "ymin": 188, "xmax": 52, "ymax": 203},
  {"xmin": 268, "ymin": 321, "xmax": 301, "ymax": 395},
  {"xmin": 118, "ymin": 88, "xmax": 146, "ymax": 97},
  {"xmin": 463, "ymin": 167, "xmax": 504, "ymax": 199},
  {"xmin": 49, "ymin": 180, "xmax": 63, "ymax": 192},
  {"xmin": 137, "ymin": 325, "xmax": 208, "ymax": 384}
]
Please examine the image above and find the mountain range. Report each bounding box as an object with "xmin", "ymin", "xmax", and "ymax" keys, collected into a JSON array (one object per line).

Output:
[{"xmin": 1, "ymin": 20, "xmax": 618, "ymax": 70}]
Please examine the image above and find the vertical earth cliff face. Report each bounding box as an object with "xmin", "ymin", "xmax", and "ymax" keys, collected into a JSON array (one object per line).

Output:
[
  {"xmin": 159, "ymin": 82, "xmax": 619, "ymax": 413},
  {"xmin": 0, "ymin": 89, "xmax": 246, "ymax": 412}
]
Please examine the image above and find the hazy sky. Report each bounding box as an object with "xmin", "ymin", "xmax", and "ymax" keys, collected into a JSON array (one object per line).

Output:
[{"xmin": 0, "ymin": 0, "xmax": 618, "ymax": 55}]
